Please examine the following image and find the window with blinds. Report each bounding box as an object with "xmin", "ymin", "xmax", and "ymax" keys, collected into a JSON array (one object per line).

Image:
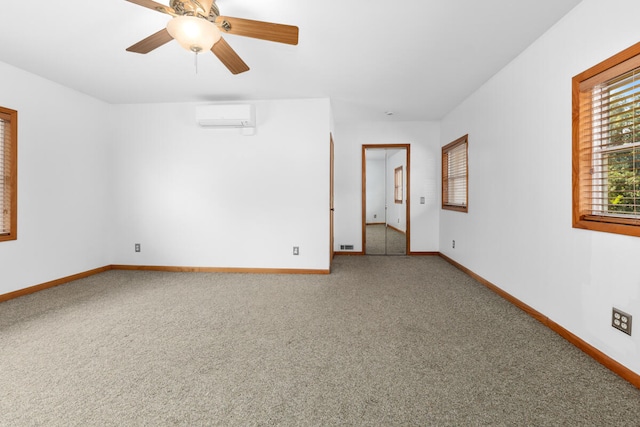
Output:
[
  {"xmin": 0, "ymin": 106, "xmax": 17, "ymax": 242},
  {"xmin": 394, "ymin": 166, "xmax": 403, "ymax": 204},
  {"xmin": 442, "ymin": 135, "xmax": 468, "ymax": 212},
  {"xmin": 573, "ymin": 42, "xmax": 640, "ymax": 237}
]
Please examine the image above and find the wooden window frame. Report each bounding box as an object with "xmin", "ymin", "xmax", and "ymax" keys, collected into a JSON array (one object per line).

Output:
[
  {"xmin": 394, "ymin": 166, "xmax": 403, "ymax": 204},
  {"xmin": 0, "ymin": 106, "xmax": 17, "ymax": 242},
  {"xmin": 442, "ymin": 134, "xmax": 468, "ymax": 213},
  {"xmin": 573, "ymin": 42, "xmax": 640, "ymax": 237}
]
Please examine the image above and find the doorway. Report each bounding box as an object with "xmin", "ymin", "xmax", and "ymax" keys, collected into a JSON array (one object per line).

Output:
[{"xmin": 362, "ymin": 144, "xmax": 410, "ymax": 255}]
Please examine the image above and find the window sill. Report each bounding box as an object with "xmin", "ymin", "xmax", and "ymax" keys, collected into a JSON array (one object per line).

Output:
[
  {"xmin": 442, "ymin": 204, "xmax": 468, "ymax": 213},
  {"xmin": 573, "ymin": 217, "xmax": 640, "ymax": 237}
]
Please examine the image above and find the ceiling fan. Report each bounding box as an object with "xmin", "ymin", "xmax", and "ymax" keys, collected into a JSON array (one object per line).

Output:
[{"xmin": 125, "ymin": 0, "xmax": 299, "ymax": 74}]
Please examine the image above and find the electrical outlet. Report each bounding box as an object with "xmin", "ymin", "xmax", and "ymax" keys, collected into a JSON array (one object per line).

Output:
[
  {"xmin": 135, "ymin": 243, "xmax": 141, "ymax": 253},
  {"xmin": 293, "ymin": 246, "xmax": 299, "ymax": 256},
  {"xmin": 452, "ymin": 240, "xmax": 455, "ymax": 249},
  {"xmin": 374, "ymin": 214, "xmax": 377, "ymax": 219},
  {"xmin": 612, "ymin": 308, "xmax": 632, "ymax": 335}
]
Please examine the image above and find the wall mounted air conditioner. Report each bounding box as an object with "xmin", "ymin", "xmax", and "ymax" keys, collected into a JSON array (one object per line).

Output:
[{"xmin": 196, "ymin": 104, "xmax": 255, "ymax": 128}]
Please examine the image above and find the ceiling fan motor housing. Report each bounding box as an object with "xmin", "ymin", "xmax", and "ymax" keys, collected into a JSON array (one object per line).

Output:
[{"xmin": 170, "ymin": 0, "xmax": 220, "ymax": 21}]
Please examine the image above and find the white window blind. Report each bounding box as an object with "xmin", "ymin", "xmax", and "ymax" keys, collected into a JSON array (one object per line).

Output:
[
  {"xmin": 0, "ymin": 109, "xmax": 14, "ymax": 238},
  {"xmin": 579, "ymin": 67, "xmax": 640, "ymax": 222},
  {"xmin": 442, "ymin": 135, "xmax": 468, "ymax": 211},
  {"xmin": 1, "ymin": 115, "xmax": 7, "ymax": 235},
  {"xmin": 394, "ymin": 166, "xmax": 403, "ymax": 204}
]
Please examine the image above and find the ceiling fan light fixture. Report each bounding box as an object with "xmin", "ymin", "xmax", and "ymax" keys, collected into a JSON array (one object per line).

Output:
[{"xmin": 167, "ymin": 16, "xmax": 221, "ymax": 53}]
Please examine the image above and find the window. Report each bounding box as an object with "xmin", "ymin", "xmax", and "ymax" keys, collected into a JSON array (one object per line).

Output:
[
  {"xmin": 394, "ymin": 166, "xmax": 403, "ymax": 204},
  {"xmin": 573, "ymin": 42, "xmax": 640, "ymax": 237},
  {"xmin": 442, "ymin": 135, "xmax": 468, "ymax": 212},
  {"xmin": 0, "ymin": 106, "xmax": 17, "ymax": 242}
]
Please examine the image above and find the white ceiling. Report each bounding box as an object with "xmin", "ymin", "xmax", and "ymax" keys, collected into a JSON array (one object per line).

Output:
[{"xmin": 0, "ymin": 0, "xmax": 582, "ymax": 123}]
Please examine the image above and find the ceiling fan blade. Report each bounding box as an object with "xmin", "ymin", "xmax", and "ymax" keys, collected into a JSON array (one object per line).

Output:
[
  {"xmin": 211, "ymin": 38, "xmax": 250, "ymax": 74},
  {"xmin": 125, "ymin": 0, "xmax": 175, "ymax": 15},
  {"xmin": 126, "ymin": 28, "xmax": 174, "ymax": 54},
  {"xmin": 215, "ymin": 16, "xmax": 299, "ymax": 45}
]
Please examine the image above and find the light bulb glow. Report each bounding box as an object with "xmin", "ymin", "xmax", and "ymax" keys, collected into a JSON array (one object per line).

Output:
[{"xmin": 167, "ymin": 16, "xmax": 221, "ymax": 53}]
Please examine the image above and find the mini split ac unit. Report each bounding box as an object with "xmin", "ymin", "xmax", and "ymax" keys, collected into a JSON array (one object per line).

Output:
[{"xmin": 196, "ymin": 104, "xmax": 256, "ymax": 128}]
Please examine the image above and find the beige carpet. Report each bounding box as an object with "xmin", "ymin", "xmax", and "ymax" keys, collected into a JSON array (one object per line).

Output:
[
  {"xmin": 1, "ymin": 256, "xmax": 639, "ymax": 426},
  {"xmin": 365, "ymin": 224, "xmax": 406, "ymax": 254}
]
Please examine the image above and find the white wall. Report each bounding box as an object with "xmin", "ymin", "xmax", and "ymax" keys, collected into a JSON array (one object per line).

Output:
[
  {"xmin": 333, "ymin": 121, "xmax": 440, "ymax": 253},
  {"xmin": 111, "ymin": 99, "xmax": 332, "ymax": 271},
  {"xmin": 440, "ymin": 0, "xmax": 640, "ymax": 375},
  {"xmin": 0, "ymin": 61, "xmax": 112, "ymax": 295}
]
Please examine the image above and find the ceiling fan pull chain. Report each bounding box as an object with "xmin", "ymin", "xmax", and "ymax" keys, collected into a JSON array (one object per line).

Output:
[{"xmin": 194, "ymin": 51, "xmax": 199, "ymax": 74}]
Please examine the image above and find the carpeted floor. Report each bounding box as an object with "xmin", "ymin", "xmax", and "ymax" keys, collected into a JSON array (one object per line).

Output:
[
  {"xmin": 366, "ymin": 224, "xmax": 406, "ymax": 254},
  {"xmin": 1, "ymin": 256, "xmax": 639, "ymax": 426}
]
